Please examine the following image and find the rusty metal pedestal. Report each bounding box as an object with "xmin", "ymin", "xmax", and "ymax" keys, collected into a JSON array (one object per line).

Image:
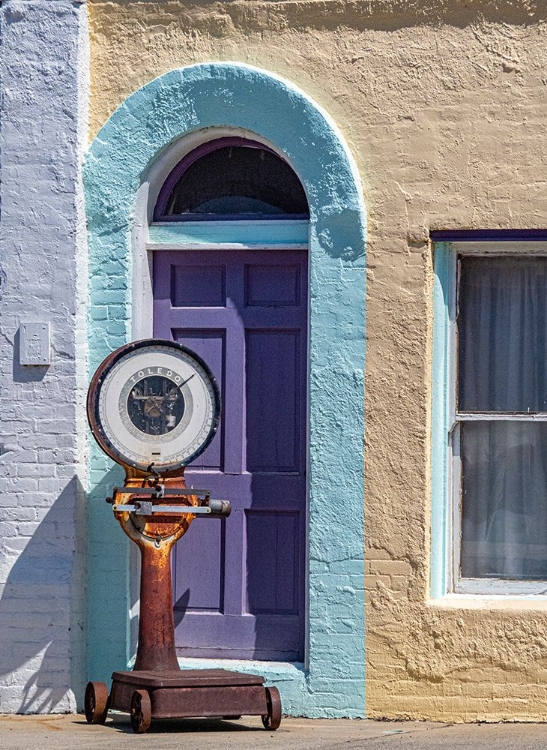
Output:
[{"xmin": 84, "ymin": 473, "xmax": 282, "ymax": 734}]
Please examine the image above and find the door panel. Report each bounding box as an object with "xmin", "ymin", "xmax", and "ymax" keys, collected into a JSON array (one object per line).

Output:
[
  {"xmin": 244, "ymin": 263, "xmax": 302, "ymax": 307},
  {"xmin": 171, "ymin": 329, "xmax": 225, "ymax": 471},
  {"xmin": 246, "ymin": 510, "xmax": 300, "ymax": 614},
  {"xmin": 172, "ymin": 264, "xmax": 226, "ymax": 307},
  {"xmin": 154, "ymin": 249, "xmax": 307, "ymax": 661},
  {"xmin": 246, "ymin": 329, "xmax": 302, "ymax": 472},
  {"xmin": 173, "ymin": 518, "xmax": 225, "ymax": 613}
]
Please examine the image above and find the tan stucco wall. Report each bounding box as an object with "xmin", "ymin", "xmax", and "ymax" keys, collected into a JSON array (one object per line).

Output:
[{"xmin": 88, "ymin": 0, "xmax": 547, "ymax": 721}]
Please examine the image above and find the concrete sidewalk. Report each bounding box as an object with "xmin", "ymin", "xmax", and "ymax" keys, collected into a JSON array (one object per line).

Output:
[{"xmin": 2, "ymin": 714, "xmax": 547, "ymax": 750}]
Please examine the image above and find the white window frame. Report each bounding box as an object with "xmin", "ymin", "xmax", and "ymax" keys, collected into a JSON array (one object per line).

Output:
[{"xmin": 436, "ymin": 241, "xmax": 547, "ymax": 597}]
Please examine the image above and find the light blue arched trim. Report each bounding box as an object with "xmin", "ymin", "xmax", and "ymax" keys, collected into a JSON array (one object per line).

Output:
[{"xmin": 85, "ymin": 62, "xmax": 366, "ymax": 718}]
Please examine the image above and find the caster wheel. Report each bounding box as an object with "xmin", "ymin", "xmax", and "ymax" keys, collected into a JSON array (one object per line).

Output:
[
  {"xmin": 130, "ymin": 689, "xmax": 152, "ymax": 734},
  {"xmin": 262, "ymin": 686, "xmax": 282, "ymax": 730},
  {"xmin": 84, "ymin": 681, "xmax": 109, "ymax": 724}
]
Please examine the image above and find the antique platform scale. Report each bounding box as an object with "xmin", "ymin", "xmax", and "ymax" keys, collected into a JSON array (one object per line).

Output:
[{"xmin": 84, "ymin": 340, "xmax": 281, "ymax": 733}]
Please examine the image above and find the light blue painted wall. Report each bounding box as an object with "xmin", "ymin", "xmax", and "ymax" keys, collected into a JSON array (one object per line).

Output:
[{"xmin": 85, "ymin": 62, "xmax": 366, "ymax": 718}]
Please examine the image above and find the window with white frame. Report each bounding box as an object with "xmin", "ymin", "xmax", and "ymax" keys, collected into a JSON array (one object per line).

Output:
[{"xmin": 433, "ymin": 239, "xmax": 547, "ymax": 595}]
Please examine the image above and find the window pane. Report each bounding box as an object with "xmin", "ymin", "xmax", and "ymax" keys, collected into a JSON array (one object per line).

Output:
[
  {"xmin": 461, "ymin": 421, "xmax": 547, "ymax": 579},
  {"xmin": 458, "ymin": 256, "xmax": 547, "ymax": 412},
  {"xmin": 162, "ymin": 146, "xmax": 309, "ymax": 217}
]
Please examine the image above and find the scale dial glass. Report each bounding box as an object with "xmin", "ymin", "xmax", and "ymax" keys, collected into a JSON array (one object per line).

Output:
[
  {"xmin": 126, "ymin": 375, "xmax": 185, "ymax": 435},
  {"xmin": 88, "ymin": 340, "xmax": 220, "ymax": 472}
]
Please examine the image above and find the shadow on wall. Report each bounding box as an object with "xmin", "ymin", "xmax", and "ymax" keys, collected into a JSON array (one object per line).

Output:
[
  {"xmin": 0, "ymin": 477, "xmax": 87, "ymax": 713},
  {"xmin": 86, "ymin": 463, "xmax": 139, "ymax": 677}
]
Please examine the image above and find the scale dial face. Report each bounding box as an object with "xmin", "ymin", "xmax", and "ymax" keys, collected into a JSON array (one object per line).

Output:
[{"xmin": 88, "ymin": 340, "xmax": 220, "ymax": 472}]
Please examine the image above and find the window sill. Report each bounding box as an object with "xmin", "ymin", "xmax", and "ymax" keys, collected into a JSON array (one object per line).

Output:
[{"xmin": 428, "ymin": 593, "xmax": 547, "ymax": 611}]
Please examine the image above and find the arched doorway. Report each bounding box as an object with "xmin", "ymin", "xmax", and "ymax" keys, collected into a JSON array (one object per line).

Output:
[
  {"xmin": 152, "ymin": 138, "xmax": 309, "ymax": 660},
  {"xmin": 85, "ymin": 63, "xmax": 366, "ymax": 717}
]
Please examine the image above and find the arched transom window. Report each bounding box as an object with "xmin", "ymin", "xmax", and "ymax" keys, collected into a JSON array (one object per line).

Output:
[{"xmin": 154, "ymin": 137, "xmax": 309, "ymax": 221}]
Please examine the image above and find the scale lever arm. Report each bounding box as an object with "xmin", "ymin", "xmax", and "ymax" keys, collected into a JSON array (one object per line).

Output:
[{"xmin": 112, "ymin": 497, "xmax": 231, "ymax": 518}]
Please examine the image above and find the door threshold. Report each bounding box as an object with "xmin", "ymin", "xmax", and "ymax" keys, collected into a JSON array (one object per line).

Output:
[{"xmin": 177, "ymin": 656, "xmax": 306, "ymax": 682}]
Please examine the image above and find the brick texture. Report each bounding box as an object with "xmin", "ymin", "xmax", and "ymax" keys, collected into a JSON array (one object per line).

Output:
[{"xmin": 0, "ymin": 0, "xmax": 88, "ymax": 713}]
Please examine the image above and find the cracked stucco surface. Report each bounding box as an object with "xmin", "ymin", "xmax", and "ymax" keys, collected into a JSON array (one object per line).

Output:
[{"xmin": 88, "ymin": 0, "xmax": 547, "ymax": 722}]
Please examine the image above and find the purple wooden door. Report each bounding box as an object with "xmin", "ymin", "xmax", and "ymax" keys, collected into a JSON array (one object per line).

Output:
[{"xmin": 153, "ymin": 249, "xmax": 307, "ymax": 661}]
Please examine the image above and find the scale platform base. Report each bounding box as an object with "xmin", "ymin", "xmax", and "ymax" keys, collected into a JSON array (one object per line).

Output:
[{"xmin": 85, "ymin": 669, "xmax": 282, "ymax": 733}]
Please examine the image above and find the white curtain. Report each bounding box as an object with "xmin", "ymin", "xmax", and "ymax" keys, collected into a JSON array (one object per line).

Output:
[{"xmin": 459, "ymin": 257, "xmax": 547, "ymax": 579}]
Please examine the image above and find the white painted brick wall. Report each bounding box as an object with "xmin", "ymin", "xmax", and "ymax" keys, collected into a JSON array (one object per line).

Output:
[{"xmin": 0, "ymin": 0, "xmax": 88, "ymax": 713}]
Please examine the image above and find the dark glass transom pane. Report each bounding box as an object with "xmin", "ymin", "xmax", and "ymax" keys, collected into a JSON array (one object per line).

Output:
[
  {"xmin": 458, "ymin": 256, "xmax": 547, "ymax": 412},
  {"xmin": 159, "ymin": 145, "xmax": 309, "ymax": 218},
  {"xmin": 461, "ymin": 421, "xmax": 547, "ymax": 579}
]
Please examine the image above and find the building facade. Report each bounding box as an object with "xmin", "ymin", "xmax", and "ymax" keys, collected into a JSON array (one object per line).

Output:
[{"xmin": 1, "ymin": 0, "xmax": 547, "ymax": 721}]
